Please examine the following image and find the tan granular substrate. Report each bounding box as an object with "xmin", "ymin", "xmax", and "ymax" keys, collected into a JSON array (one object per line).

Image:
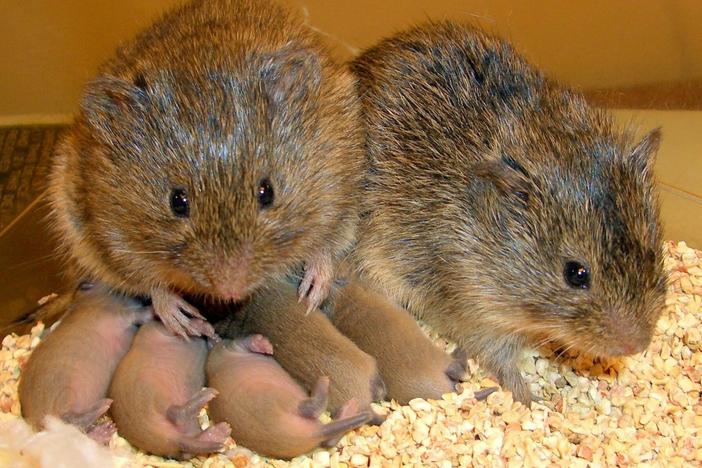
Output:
[{"xmin": 1, "ymin": 240, "xmax": 701, "ymax": 467}]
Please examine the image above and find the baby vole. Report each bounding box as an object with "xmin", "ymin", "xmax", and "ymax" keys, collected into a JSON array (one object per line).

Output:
[
  {"xmin": 19, "ymin": 282, "xmax": 151, "ymax": 438},
  {"xmin": 216, "ymin": 278, "xmax": 386, "ymax": 416},
  {"xmin": 108, "ymin": 321, "xmax": 231, "ymax": 459},
  {"xmin": 330, "ymin": 277, "xmax": 467, "ymax": 404},
  {"xmin": 49, "ymin": 0, "xmax": 363, "ymax": 338},
  {"xmin": 207, "ymin": 335, "xmax": 371, "ymax": 459},
  {"xmin": 350, "ymin": 22, "xmax": 666, "ymax": 403}
]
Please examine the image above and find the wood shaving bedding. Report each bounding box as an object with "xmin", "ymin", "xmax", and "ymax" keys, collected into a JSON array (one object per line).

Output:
[{"xmin": 0, "ymin": 240, "xmax": 700, "ymax": 467}]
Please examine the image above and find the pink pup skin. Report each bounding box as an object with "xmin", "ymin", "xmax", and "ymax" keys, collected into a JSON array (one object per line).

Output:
[
  {"xmin": 206, "ymin": 335, "xmax": 372, "ymax": 459},
  {"xmin": 19, "ymin": 282, "xmax": 152, "ymax": 441},
  {"xmin": 109, "ymin": 321, "xmax": 230, "ymax": 459}
]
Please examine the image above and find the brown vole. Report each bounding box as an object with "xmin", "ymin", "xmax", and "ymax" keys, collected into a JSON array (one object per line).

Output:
[
  {"xmin": 216, "ymin": 278, "xmax": 387, "ymax": 418},
  {"xmin": 49, "ymin": 0, "xmax": 363, "ymax": 338},
  {"xmin": 108, "ymin": 321, "xmax": 231, "ymax": 459},
  {"xmin": 350, "ymin": 22, "xmax": 667, "ymax": 403},
  {"xmin": 330, "ymin": 277, "xmax": 468, "ymax": 404},
  {"xmin": 207, "ymin": 335, "xmax": 371, "ymax": 459},
  {"xmin": 19, "ymin": 282, "xmax": 152, "ymax": 438}
]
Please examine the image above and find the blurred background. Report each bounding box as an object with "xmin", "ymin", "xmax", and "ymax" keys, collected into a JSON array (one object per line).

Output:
[{"xmin": 1, "ymin": 0, "xmax": 700, "ymax": 332}]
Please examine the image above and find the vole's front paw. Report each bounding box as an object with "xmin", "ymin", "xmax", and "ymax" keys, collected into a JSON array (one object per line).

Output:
[
  {"xmin": 298, "ymin": 255, "xmax": 334, "ymax": 313},
  {"xmin": 370, "ymin": 373, "xmax": 387, "ymax": 402},
  {"xmin": 151, "ymin": 289, "xmax": 215, "ymax": 339},
  {"xmin": 497, "ymin": 369, "xmax": 536, "ymax": 406}
]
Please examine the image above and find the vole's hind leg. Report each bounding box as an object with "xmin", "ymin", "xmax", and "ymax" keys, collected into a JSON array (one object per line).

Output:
[
  {"xmin": 298, "ymin": 376, "xmax": 330, "ymax": 419},
  {"xmin": 167, "ymin": 388, "xmax": 218, "ymax": 431},
  {"xmin": 86, "ymin": 421, "xmax": 117, "ymax": 445},
  {"xmin": 151, "ymin": 289, "xmax": 215, "ymax": 339},
  {"xmin": 62, "ymin": 398, "xmax": 112, "ymax": 429},
  {"xmin": 177, "ymin": 422, "xmax": 231, "ymax": 458},
  {"xmin": 320, "ymin": 400, "xmax": 373, "ymax": 448},
  {"xmin": 298, "ymin": 253, "xmax": 334, "ymax": 313}
]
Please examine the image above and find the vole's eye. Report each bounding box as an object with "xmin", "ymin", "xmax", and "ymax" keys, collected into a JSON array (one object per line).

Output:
[
  {"xmin": 564, "ymin": 261, "xmax": 590, "ymax": 289},
  {"xmin": 257, "ymin": 178, "xmax": 274, "ymax": 209},
  {"xmin": 170, "ymin": 188, "xmax": 190, "ymax": 218}
]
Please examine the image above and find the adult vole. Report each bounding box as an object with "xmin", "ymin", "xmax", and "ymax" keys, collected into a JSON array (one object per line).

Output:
[
  {"xmin": 49, "ymin": 0, "xmax": 363, "ymax": 337},
  {"xmin": 350, "ymin": 22, "xmax": 666, "ymax": 403}
]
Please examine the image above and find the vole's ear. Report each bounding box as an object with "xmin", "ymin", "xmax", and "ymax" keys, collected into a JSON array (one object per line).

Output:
[
  {"xmin": 629, "ymin": 128, "xmax": 661, "ymax": 177},
  {"xmin": 80, "ymin": 74, "xmax": 149, "ymax": 139},
  {"xmin": 470, "ymin": 156, "xmax": 531, "ymax": 207},
  {"xmin": 260, "ymin": 45, "xmax": 322, "ymax": 109}
]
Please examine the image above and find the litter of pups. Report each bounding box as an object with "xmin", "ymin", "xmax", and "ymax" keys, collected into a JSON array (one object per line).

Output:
[{"xmin": 0, "ymin": 240, "xmax": 699, "ymax": 466}]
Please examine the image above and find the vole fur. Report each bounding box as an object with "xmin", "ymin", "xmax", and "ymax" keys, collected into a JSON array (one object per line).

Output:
[
  {"xmin": 350, "ymin": 22, "xmax": 666, "ymax": 403},
  {"xmin": 49, "ymin": 0, "xmax": 363, "ymax": 338}
]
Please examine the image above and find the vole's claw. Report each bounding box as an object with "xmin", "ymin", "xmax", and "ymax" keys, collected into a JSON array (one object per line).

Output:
[
  {"xmin": 188, "ymin": 318, "xmax": 217, "ymax": 340},
  {"xmin": 298, "ymin": 256, "xmax": 334, "ymax": 312},
  {"xmin": 298, "ymin": 273, "xmax": 313, "ymax": 303},
  {"xmin": 151, "ymin": 289, "xmax": 213, "ymax": 339}
]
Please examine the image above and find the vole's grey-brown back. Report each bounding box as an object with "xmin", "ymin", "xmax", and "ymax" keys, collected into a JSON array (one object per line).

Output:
[
  {"xmin": 49, "ymin": 0, "xmax": 363, "ymax": 337},
  {"xmin": 351, "ymin": 22, "xmax": 666, "ymax": 403}
]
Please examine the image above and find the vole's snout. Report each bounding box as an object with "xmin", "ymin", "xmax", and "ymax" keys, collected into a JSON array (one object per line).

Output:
[
  {"xmin": 210, "ymin": 249, "xmax": 253, "ymax": 301},
  {"xmin": 601, "ymin": 309, "xmax": 652, "ymax": 356},
  {"xmin": 609, "ymin": 337, "xmax": 647, "ymax": 356}
]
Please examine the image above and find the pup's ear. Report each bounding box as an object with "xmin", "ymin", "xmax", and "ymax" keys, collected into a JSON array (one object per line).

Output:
[{"xmin": 468, "ymin": 154, "xmax": 531, "ymax": 209}]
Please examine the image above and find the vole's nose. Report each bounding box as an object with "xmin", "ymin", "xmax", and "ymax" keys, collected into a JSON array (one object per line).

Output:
[
  {"xmin": 211, "ymin": 247, "xmax": 252, "ymax": 301},
  {"xmin": 616, "ymin": 339, "xmax": 639, "ymax": 355},
  {"xmin": 605, "ymin": 309, "xmax": 651, "ymax": 356}
]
